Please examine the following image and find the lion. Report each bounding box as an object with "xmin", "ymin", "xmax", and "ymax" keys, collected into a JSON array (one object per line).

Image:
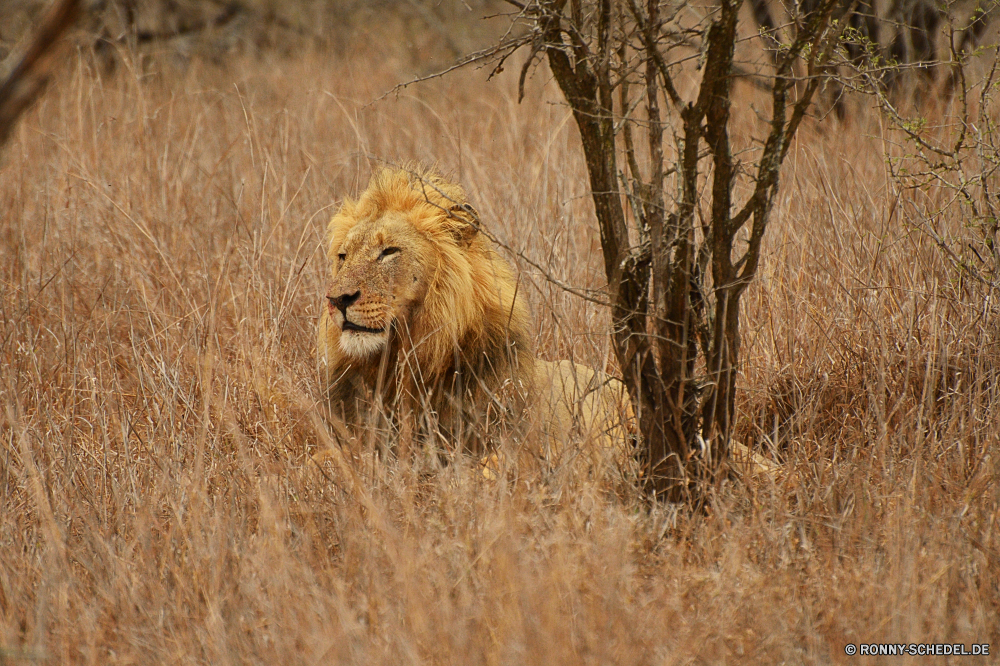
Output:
[{"xmin": 317, "ymin": 166, "xmax": 631, "ymax": 468}]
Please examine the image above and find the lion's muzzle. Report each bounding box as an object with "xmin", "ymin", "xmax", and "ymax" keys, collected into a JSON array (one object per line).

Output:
[
  {"xmin": 325, "ymin": 285, "xmax": 391, "ymax": 358},
  {"xmin": 326, "ymin": 289, "xmax": 387, "ymax": 334}
]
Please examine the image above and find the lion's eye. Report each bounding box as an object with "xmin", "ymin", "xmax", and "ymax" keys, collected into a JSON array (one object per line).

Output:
[
  {"xmin": 379, "ymin": 247, "xmax": 401, "ymax": 260},
  {"xmin": 337, "ymin": 253, "xmax": 346, "ymax": 262}
]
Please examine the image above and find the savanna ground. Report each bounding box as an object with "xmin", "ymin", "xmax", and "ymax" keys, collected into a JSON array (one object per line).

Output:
[{"xmin": 1, "ymin": 11, "xmax": 998, "ymax": 665}]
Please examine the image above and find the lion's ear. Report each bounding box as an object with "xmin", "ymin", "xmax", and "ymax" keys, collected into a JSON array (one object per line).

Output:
[{"xmin": 447, "ymin": 203, "xmax": 480, "ymax": 245}]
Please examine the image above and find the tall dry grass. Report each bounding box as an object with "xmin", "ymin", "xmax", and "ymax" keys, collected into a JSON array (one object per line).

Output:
[{"xmin": 0, "ymin": 42, "xmax": 997, "ymax": 665}]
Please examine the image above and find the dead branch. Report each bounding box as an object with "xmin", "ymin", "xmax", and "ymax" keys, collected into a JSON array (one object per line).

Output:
[{"xmin": 0, "ymin": 0, "xmax": 81, "ymax": 151}]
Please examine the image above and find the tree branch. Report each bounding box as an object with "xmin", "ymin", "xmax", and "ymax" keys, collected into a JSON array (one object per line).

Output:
[{"xmin": 0, "ymin": 0, "xmax": 80, "ymax": 150}]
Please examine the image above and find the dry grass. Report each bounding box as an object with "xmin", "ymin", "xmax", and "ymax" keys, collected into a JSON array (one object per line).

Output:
[{"xmin": 0, "ymin": 42, "xmax": 997, "ymax": 665}]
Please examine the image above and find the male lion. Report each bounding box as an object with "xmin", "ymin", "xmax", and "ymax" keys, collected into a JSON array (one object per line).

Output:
[{"xmin": 318, "ymin": 167, "xmax": 630, "ymax": 467}]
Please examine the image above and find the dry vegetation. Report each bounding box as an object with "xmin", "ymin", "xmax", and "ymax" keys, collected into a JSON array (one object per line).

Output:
[{"xmin": 1, "ymin": 30, "xmax": 998, "ymax": 665}]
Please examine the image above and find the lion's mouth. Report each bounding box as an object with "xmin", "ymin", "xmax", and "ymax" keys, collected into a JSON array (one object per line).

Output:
[{"xmin": 342, "ymin": 318, "xmax": 385, "ymax": 335}]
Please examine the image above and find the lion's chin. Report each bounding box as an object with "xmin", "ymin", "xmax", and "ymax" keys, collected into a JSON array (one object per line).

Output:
[{"xmin": 338, "ymin": 329, "xmax": 389, "ymax": 358}]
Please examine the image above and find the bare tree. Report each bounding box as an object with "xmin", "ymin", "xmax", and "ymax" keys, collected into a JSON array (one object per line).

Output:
[
  {"xmin": 847, "ymin": 4, "xmax": 1000, "ymax": 306},
  {"xmin": 476, "ymin": 0, "xmax": 853, "ymax": 500},
  {"xmin": 0, "ymin": 0, "xmax": 80, "ymax": 151}
]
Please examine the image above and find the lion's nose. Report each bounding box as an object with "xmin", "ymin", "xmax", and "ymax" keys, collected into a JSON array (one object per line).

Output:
[{"xmin": 327, "ymin": 290, "xmax": 361, "ymax": 311}]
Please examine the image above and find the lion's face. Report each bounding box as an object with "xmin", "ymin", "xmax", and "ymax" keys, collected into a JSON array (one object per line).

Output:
[{"xmin": 325, "ymin": 212, "xmax": 430, "ymax": 358}]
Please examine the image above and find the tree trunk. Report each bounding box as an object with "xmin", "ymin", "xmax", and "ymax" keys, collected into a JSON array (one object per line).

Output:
[{"xmin": 526, "ymin": 0, "xmax": 845, "ymax": 501}]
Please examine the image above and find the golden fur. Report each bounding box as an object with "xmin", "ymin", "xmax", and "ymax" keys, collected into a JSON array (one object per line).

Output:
[
  {"xmin": 525, "ymin": 358, "xmax": 633, "ymax": 472},
  {"xmin": 318, "ymin": 166, "xmax": 631, "ymax": 464}
]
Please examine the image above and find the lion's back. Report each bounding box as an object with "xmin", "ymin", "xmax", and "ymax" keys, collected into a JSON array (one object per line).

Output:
[{"xmin": 531, "ymin": 359, "xmax": 633, "ymax": 466}]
